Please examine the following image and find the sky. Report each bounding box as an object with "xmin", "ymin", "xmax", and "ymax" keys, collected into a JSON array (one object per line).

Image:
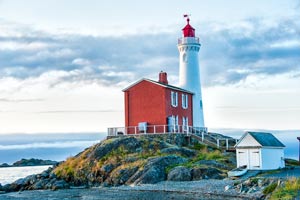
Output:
[{"xmin": 0, "ymin": 0, "xmax": 300, "ymax": 133}]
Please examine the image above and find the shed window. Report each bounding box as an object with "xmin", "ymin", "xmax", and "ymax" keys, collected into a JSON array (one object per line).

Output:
[{"xmin": 171, "ymin": 91, "xmax": 178, "ymax": 107}]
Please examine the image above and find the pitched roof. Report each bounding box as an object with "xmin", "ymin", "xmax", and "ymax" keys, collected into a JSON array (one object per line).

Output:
[
  {"xmin": 237, "ymin": 131, "xmax": 285, "ymax": 147},
  {"xmin": 122, "ymin": 78, "xmax": 194, "ymax": 94}
]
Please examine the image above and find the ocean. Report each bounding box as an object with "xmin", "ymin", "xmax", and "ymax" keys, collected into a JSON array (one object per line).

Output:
[
  {"xmin": 0, "ymin": 166, "xmax": 51, "ymax": 185},
  {"xmin": 0, "ymin": 130, "xmax": 298, "ymax": 185}
]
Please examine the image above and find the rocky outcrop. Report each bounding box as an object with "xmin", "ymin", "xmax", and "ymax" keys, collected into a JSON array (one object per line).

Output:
[
  {"xmin": 0, "ymin": 135, "xmax": 235, "ymax": 194},
  {"xmin": 133, "ymin": 155, "xmax": 187, "ymax": 184},
  {"xmin": 191, "ymin": 167, "xmax": 225, "ymax": 180},
  {"xmin": 0, "ymin": 167, "xmax": 69, "ymax": 192},
  {"xmin": 0, "ymin": 163, "xmax": 10, "ymax": 168},
  {"xmin": 0, "ymin": 159, "xmax": 58, "ymax": 168},
  {"xmin": 167, "ymin": 166, "xmax": 191, "ymax": 181}
]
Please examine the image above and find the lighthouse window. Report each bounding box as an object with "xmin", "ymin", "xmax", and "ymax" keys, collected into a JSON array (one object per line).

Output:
[
  {"xmin": 200, "ymin": 100, "xmax": 203, "ymax": 109},
  {"xmin": 182, "ymin": 94, "xmax": 188, "ymax": 109},
  {"xmin": 171, "ymin": 91, "xmax": 178, "ymax": 107},
  {"xmin": 182, "ymin": 53, "xmax": 187, "ymax": 63}
]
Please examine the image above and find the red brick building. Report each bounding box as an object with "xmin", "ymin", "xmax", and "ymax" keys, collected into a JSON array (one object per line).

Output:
[{"xmin": 123, "ymin": 71, "xmax": 193, "ymax": 134}]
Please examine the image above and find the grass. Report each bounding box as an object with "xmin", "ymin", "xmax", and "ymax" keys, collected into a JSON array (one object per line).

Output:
[
  {"xmin": 263, "ymin": 182, "xmax": 278, "ymax": 195},
  {"xmin": 285, "ymin": 158, "xmax": 299, "ymax": 166},
  {"xmin": 270, "ymin": 177, "xmax": 300, "ymax": 200}
]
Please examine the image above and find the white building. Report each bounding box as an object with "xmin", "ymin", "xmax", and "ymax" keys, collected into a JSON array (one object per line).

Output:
[
  {"xmin": 235, "ymin": 131, "xmax": 285, "ymax": 170},
  {"xmin": 178, "ymin": 17, "xmax": 204, "ymax": 128}
]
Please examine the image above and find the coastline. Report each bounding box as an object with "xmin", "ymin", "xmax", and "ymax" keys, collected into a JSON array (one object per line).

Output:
[{"xmin": 0, "ymin": 180, "xmax": 260, "ymax": 200}]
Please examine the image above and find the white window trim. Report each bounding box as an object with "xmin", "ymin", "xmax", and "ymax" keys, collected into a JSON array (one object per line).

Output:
[
  {"xmin": 171, "ymin": 91, "xmax": 178, "ymax": 107},
  {"xmin": 182, "ymin": 94, "xmax": 188, "ymax": 109}
]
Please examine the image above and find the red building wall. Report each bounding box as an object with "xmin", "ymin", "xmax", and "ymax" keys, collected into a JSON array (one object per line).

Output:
[
  {"xmin": 124, "ymin": 79, "xmax": 193, "ymax": 134},
  {"xmin": 124, "ymin": 80, "xmax": 167, "ymax": 133},
  {"xmin": 165, "ymin": 89, "xmax": 193, "ymax": 126}
]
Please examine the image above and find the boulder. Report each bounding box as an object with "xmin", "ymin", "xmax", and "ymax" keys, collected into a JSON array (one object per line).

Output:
[
  {"xmin": 31, "ymin": 179, "xmax": 48, "ymax": 190},
  {"xmin": 109, "ymin": 166, "xmax": 139, "ymax": 185},
  {"xmin": 167, "ymin": 166, "xmax": 191, "ymax": 181},
  {"xmin": 192, "ymin": 167, "xmax": 224, "ymax": 180},
  {"xmin": 134, "ymin": 155, "xmax": 187, "ymax": 184},
  {"xmin": 51, "ymin": 180, "xmax": 70, "ymax": 190},
  {"xmin": 91, "ymin": 137, "xmax": 142, "ymax": 160}
]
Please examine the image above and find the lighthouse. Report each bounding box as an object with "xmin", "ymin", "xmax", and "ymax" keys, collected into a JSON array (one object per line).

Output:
[{"xmin": 178, "ymin": 16, "xmax": 205, "ymax": 128}]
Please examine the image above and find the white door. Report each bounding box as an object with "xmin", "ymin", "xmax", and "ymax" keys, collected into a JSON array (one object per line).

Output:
[
  {"xmin": 237, "ymin": 149, "xmax": 248, "ymax": 167},
  {"xmin": 249, "ymin": 149, "xmax": 260, "ymax": 169}
]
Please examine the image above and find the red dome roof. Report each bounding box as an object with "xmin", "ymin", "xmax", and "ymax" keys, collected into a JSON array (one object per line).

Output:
[{"xmin": 182, "ymin": 18, "xmax": 195, "ymax": 37}]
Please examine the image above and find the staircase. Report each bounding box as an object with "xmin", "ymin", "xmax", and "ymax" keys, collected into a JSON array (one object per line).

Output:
[{"xmin": 190, "ymin": 132, "xmax": 237, "ymax": 151}]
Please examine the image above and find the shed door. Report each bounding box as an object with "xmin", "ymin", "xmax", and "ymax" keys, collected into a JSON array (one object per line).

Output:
[
  {"xmin": 249, "ymin": 149, "xmax": 260, "ymax": 169},
  {"xmin": 237, "ymin": 150, "xmax": 248, "ymax": 167}
]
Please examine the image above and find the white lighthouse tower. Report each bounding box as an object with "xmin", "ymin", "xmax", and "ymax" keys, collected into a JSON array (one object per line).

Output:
[{"xmin": 178, "ymin": 16, "xmax": 205, "ymax": 128}]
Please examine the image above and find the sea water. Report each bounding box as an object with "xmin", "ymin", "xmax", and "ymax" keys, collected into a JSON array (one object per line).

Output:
[{"xmin": 0, "ymin": 165, "xmax": 51, "ymax": 185}]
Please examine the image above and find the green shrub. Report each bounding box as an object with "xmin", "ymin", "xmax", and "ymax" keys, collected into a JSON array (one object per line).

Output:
[
  {"xmin": 270, "ymin": 177, "xmax": 300, "ymax": 200},
  {"xmin": 192, "ymin": 143, "xmax": 206, "ymax": 150},
  {"xmin": 263, "ymin": 183, "xmax": 277, "ymax": 195}
]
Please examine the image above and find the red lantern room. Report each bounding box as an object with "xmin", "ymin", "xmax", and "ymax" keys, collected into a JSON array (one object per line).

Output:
[{"xmin": 182, "ymin": 17, "xmax": 195, "ymax": 37}]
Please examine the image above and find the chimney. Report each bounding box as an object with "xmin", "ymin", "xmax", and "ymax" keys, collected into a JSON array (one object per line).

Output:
[{"xmin": 158, "ymin": 71, "xmax": 168, "ymax": 85}]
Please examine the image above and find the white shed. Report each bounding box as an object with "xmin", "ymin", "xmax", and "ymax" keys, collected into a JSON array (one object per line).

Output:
[{"xmin": 235, "ymin": 132, "xmax": 285, "ymax": 170}]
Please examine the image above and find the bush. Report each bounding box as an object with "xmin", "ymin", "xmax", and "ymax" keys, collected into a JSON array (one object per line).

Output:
[
  {"xmin": 263, "ymin": 183, "xmax": 277, "ymax": 195},
  {"xmin": 270, "ymin": 177, "xmax": 300, "ymax": 200}
]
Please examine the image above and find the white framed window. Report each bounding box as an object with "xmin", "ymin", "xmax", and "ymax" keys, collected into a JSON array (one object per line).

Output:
[
  {"xmin": 171, "ymin": 91, "xmax": 178, "ymax": 107},
  {"xmin": 168, "ymin": 115, "xmax": 179, "ymax": 132},
  {"xmin": 182, "ymin": 94, "xmax": 188, "ymax": 109},
  {"xmin": 182, "ymin": 117, "xmax": 188, "ymax": 132}
]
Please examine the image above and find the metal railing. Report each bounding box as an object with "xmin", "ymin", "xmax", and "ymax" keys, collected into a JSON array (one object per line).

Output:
[
  {"xmin": 178, "ymin": 37, "xmax": 200, "ymax": 45},
  {"xmin": 107, "ymin": 125, "xmax": 237, "ymax": 150},
  {"xmin": 107, "ymin": 125, "xmax": 207, "ymax": 136}
]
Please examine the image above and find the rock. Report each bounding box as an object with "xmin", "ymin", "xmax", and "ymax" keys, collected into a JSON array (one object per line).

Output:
[
  {"xmin": 195, "ymin": 160, "xmax": 230, "ymax": 170},
  {"xmin": 91, "ymin": 137, "xmax": 142, "ymax": 160},
  {"xmin": 160, "ymin": 147, "xmax": 196, "ymax": 157},
  {"xmin": 12, "ymin": 158, "xmax": 58, "ymax": 167},
  {"xmin": 167, "ymin": 166, "xmax": 191, "ymax": 181},
  {"xmin": 247, "ymin": 187, "xmax": 257, "ymax": 194},
  {"xmin": 49, "ymin": 172, "xmax": 57, "ymax": 179},
  {"xmin": 51, "ymin": 180, "xmax": 69, "ymax": 190},
  {"xmin": 31, "ymin": 179, "xmax": 48, "ymax": 190},
  {"xmin": 109, "ymin": 166, "xmax": 139, "ymax": 185},
  {"xmin": 192, "ymin": 167, "xmax": 224, "ymax": 180},
  {"xmin": 224, "ymin": 185, "xmax": 232, "ymax": 191},
  {"xmin": 134, "ymin": 155, "xmax": 187, "ymax": 184},
  {"xmin": 101, "ymin": 164, "xmax": 115, "ymax": 174},
  {"xmin": 0, "ymin": 163, "xmax": 10, "ymax": 168},
  {"xmin": 258, "ymin": 179, "xmax": 263, "ymax": 187}
]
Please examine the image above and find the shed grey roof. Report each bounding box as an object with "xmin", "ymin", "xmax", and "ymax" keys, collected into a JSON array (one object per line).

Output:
[
  {"xmin": 122, "ymin": 78, "xmax": 194, "ymax": 94},
  {"xmin": 247, "ymin": 131, "xmax": 285, "ymax": 147}
]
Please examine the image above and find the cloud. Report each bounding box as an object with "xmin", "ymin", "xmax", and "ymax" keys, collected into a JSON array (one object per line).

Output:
[
  {"xmin": 35, "ymin": 110, "xmax": 121, "ymax": 114},
  {"xmin": 0, "ymin": 16, "xmax": 299, "ymax": 88},
  {"xmin": 200, "ymin": 18, "xmax": 300, "ymax": 86},
  {"xmin": 0, "ymin": 140, "xmax": 97, "ymax": 150},
  {"xmin": 0, "ymin": 98, "xmax": 44, "ymax": 102}
]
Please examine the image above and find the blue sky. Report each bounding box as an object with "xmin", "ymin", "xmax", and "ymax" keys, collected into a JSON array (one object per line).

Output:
[{"xmin": 0, "ymin": 0, "xmax": 299, "ymax": 133}]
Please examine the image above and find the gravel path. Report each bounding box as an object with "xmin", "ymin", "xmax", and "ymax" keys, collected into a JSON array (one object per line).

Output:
[{"xmin": 0, "ymin": 180, "xmax": 261, "ymax": 200}]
